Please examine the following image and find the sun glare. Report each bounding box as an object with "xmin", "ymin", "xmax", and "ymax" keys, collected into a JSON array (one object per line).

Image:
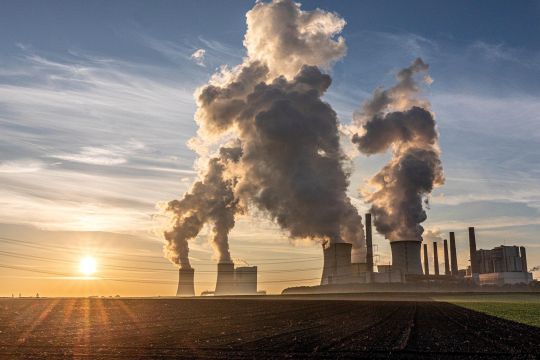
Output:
[{"xmin": 80, "ymin": 256, "xmax": 97, "ymax": 276}]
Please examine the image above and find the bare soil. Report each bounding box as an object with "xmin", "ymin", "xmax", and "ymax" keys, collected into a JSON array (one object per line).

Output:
[{"xmin": 0, "ymin": 297, "xmax": 538, "ymax": 359}]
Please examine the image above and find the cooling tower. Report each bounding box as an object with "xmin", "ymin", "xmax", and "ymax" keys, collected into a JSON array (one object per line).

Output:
[
  {"xmin": 391, "ymin": 240, "xmax": 423, "ymax": 275},
  {"xmin": 176, "ymin": 268, "xmax": 195, "ymax": 297},
  {"xmin": 321, "ymin": 242, "xmax": 353, "ymax": 285},
  {"xmin": 235, "ymin": 266, "xmax": 257, "ymax": 294},
  {"xmin": 365, "ymin": 213, "xmax": 374, "ymax": 273},
  {"xmin": 215, "ymin": 262, "xmax": 235, "ymax": 295}
]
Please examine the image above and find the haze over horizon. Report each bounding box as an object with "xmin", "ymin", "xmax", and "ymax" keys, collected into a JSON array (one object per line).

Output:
[{"xmin": 1, "ymin": 0, "xmax": 539, "ymax": 296}]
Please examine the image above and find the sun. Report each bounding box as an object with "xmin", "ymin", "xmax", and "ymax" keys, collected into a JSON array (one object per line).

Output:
[{"xmin": 80, "ymin": 256, "xmax": 97, "ymax": 276}]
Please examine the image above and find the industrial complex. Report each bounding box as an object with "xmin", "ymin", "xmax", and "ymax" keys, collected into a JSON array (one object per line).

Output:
[
  {"xmin": 176, "ymin": 213, "xmax": 533, "ymax": 296},
  {"xmin": 315, "ymin": 215, "xmax": 533, "ymax": 291},
  {"xmin": 176, "ymin": 263, "xmax": 258, "ymax": 297}
]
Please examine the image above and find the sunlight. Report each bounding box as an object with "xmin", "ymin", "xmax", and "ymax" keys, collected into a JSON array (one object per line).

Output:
[{"xmin": 79, "ymin": 256, "xmax": 97, "ymax": 276}]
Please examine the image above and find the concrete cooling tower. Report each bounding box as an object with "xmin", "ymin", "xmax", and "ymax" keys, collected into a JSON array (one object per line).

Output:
[
  {"xmin": 176, "ymin": 268, "xmax": 195, "ymax": 297},
  {"xmin": 390, "ymin": 241, "xmax": 423, "ymax": 275},
  {"xmin": 215, "ymin": 262, "xmax": 236, "ymax": 295},
  {"xmin": 235, "ymin": 266, "xmax": 258, "ymax": 295},
  {"xmin": 320, "ymin": 242, "xmax": 353, "ymax": 285}
]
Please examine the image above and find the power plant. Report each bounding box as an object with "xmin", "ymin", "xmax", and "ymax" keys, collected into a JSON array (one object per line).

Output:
[
  {"xmin": 176, "ymin": 262, "xmax": 258, "ymax": 296},
  {"xmin": 177, "ymin": 215, "xmax": 534, "ymax": 296},
  {"xmin": 313, "ymin": 215, "xmax": 534, "ymax": 290}
]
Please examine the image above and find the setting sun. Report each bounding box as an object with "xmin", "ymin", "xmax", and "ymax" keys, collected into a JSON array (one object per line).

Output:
[{"xmin": 79, "ymin": 256, "xmax": 97, "ymax": 276}]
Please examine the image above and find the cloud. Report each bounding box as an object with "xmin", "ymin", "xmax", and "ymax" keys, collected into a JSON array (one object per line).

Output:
[
  {"xmin": 0, "ymin": 160, "xmax": 44, "ymax": 173},
  {"xmin": 0, "ymin": 48, "xmax": 199, "ymax": 232},
  {"xmin": 244, "ymin": 0, "xmax": 347, "ymax": 78},
  {"xmin": 50, "ymin": 142, "xmax": 145, "ymax": 166},
  {"xmin": 190, "ymin": 49, "xmax": 206, "ymax": 67}
]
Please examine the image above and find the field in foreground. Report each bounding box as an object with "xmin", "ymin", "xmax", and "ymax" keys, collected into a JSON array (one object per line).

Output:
[
  {"xmin": 433, "ymin": 293, "xmax": 540, "ymax": 328},
  {"xmin": 0, "ymin": 297, "xmax": 539, "ymax": 359}
]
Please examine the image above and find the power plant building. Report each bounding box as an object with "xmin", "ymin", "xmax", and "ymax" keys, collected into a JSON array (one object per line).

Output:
[
  {"xmin": 475, "ymin": 245, "xmax": 532, "ymax": 285},
  {"xmin": 317, "ymin": 217, "xmax": 533, "ymax": 288},
  {"xmin": 214, "ymin": 263, "xmax": 258, "ymax": 295}
]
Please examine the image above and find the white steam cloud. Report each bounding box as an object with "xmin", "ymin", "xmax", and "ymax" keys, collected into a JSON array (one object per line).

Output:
[
  {"xmin": 351, "ymin": 58, "xmax": 444, "ymax": 241},
  {"xmin": 163, "ymin": 0, "xmax": 365, "ymax": 267}
]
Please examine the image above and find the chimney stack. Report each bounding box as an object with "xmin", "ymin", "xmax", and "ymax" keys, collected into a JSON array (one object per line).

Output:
[
  {"xmin": 433, "ymin": 242, "xmax": 439, "ymax": 276},
  {"xmin": 520, "ymin": 246, "xmax": 528, "ymax": 273},
  {"xmin": 449, "ymin": 232, "xmax": 458, "ymax": 276},
  {"xmin": 443, "ymin": 239, "xmax": 450, "ymax": 275},
  {"xmin": 468, "ymin": 227, "xmax": 479, "ymax": 274},
  {"xmin": 365, "ymin": 213, "xmax": 374, "ymax": 273},
  {"xmin": 176, "ymin": 268, "xmax": 195, "ymax": 297},
  {"xmin": 423, "ymin": 243, "xmax": 430, "ymax": 275}
]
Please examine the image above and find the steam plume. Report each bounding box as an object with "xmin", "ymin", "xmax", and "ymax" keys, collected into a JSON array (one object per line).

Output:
[
  {"xmin": 352, "ymin": 59, "xmax": 444, "ymax": 241},
  {"xmin": 164, "ymin": 144, "xmax": 241, "ymax": 268},
  {"xmin": 164, "ymin": 0, "xmax": 365, "ymax": 266}
]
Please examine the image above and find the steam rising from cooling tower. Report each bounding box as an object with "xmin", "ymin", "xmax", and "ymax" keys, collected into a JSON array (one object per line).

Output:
[
  {"xmin": 351, "ymin": 59, "xmax": 444, "ymax": 241},
  {"xmin": 164, "ymin": 145, "xmax": 241, "ymax": 268},
  {"xmin": 163, "ymin": 0, "xmax": 365, "ymax": 268}
]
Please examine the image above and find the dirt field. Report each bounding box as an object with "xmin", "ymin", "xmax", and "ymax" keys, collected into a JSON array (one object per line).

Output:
[{"xmin": 1, "ymin": 297, "xmax": 539, "ymax": 359}]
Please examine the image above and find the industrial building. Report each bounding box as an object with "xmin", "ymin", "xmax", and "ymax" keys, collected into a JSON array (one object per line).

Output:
[
  {"xmin": 175, "ymin": 263, "xmax": 258, "ymax": 296},
  {"xmin": 215, "ymin": 263, "xmax": 258, "ymax": 295},
  {"xmin": 466, "ymin": 227, "xmax": 532, "ymax": 285},
  {"xmin": 318, "ymin": 215, "xmax": 533, "ymax": 288},
  {"xmin": 180, "ymin": 217, "xmax": 533, "ymax": 296}
]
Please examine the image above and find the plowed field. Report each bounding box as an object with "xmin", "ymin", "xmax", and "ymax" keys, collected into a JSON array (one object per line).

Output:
[{"xmin": 1, "ymin": 298, "xmax": 538, "ymax": 359}]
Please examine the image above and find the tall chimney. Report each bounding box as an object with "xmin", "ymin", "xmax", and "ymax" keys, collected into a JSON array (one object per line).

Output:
[
  {"xmin": 365, "ymin": 213, "xmax": 373, "ymax": 273},
  {"xmin": 423, "ymin": 243, "xmax": 430, "ymax": 275},
  {"xmin": 443, "ymin": 239, "xmax": 450, "ymax": 275},
  {"xmin": 520, "ymin": 246, "xmax": 528, "ymax": 273},
  {"xmin": 468, "ymin": 227, "xmax": 479, "ymax": 274},
  {"xmin": 449, "ymin": 232, "xmax": 458, "ymax": 276},
  {"xmin": 176, "ymin": 268, "xmax": 195, "ymax": 297},
  {"xmin": 433, "ymin": 242, "xmax": 440, "ymax": 276}
]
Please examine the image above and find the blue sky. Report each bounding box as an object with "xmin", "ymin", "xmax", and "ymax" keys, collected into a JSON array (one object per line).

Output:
[{"xmin": 1, "ymin": 0, "xmax": 539, "ymax": 295}]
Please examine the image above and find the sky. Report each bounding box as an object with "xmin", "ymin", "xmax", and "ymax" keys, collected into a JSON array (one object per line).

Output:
[{"xmin": 1, "ymin": 0, "xmax": 539, "ymax": 296}]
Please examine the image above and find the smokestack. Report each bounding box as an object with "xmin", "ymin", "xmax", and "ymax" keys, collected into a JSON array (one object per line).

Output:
[
  {"xmin": 433, "ymin": 242, "xmax": 439, "ymax": 276},
  {"xmin": 468, "ymin": 227, "xmax": 478, "ymax": 274},
  {"xmin": 449, "ymin": 232, "xmax": 458, "ymax": 276},
  {"xmin": 365, "ymin": 213, "xmax": 373, "ymax": 273},
  {"xmin": 443, "ymin": 239, "xmax": 450, "ymax": 275},
  {"xmin": 423, "ymin": 243, "xmax": 430, "ymax": 275},
  {"xmin": 176, "ymin": 268, "xmax": 195, "ymax": 297},
  {"xmin": 520, "ymin": 246, "xmax": 528, "ymax": 273},
  {"xmin": 215, "ymin": 262, "xmax": 235, "ymax": 295},
  {"xmin": 390, "ymin": 240, "xmax": 423, "ymax": 275}
]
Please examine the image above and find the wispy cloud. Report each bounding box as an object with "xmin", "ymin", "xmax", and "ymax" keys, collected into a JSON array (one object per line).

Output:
[
  {"xmin": 0, "ymin": 47, "xmax": 199, "ymax": 232},
  {"xmin": 190, "ymin": 49, "xmax": 206, "ymax": 67}
]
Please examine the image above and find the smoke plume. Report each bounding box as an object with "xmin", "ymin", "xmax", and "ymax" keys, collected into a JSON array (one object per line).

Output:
[
  {"xmin": 164, "ymin": 144, "xmax": 241, "ymax": 268},
  {"xmin": 164, "ymin": 0, "xmax": 365, "ymax": 267},
  {"xmin": 423, "ymin": 229, "xmax": 444, "ymax": 244},
  {"xmin": 352, "ymin": 58, "xmax": 444, "ymax": 241}
]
